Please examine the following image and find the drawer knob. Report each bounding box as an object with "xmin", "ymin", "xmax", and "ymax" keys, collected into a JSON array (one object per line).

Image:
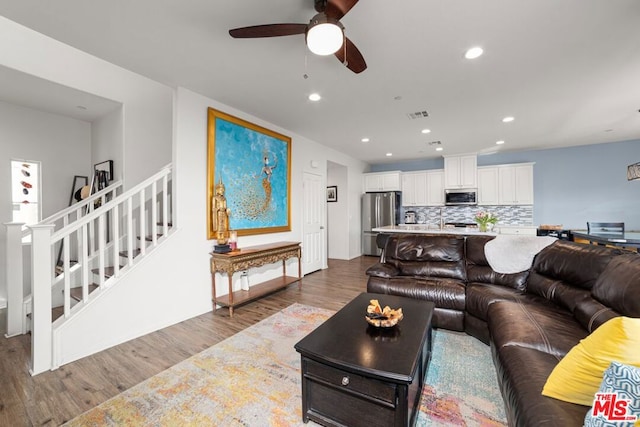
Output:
[{"xmin": 341, "ymin": 376, "xmax": 350, "ymax": 386}]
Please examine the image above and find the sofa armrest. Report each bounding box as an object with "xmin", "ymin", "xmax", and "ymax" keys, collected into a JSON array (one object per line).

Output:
[{"xmin": 366, "ymin": 263, "xmax": 399, "ymax": 278}]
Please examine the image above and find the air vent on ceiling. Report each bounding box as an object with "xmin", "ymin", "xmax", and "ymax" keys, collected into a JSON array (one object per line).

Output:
[{"xmin": 407, "ymin": 110, "xmax": 429, "ymax": 120}]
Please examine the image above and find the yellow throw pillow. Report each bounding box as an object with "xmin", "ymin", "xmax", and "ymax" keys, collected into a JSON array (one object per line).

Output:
[{"xmin": 542, "ymin": 316, "xmax": 640, "ymax": 406}]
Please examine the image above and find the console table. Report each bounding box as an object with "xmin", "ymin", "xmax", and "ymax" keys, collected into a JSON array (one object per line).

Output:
[{"xmin": 210, "ymin": 241, "xmax": 302, "ymax": 316}]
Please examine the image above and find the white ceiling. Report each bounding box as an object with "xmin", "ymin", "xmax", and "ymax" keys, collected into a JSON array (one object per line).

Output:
[
  {"xmin": 0, "ymin": 65, "xmax": 121, "ymax": 122},
  {"xmin": 1, "ymin": 0, "xmax": 639, "ymax": 164}
]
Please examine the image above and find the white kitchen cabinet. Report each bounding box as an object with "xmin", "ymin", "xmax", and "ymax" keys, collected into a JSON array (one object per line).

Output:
[
  {"xmin": 477, "ymin": 167, "xmax": 499, "ymax": 205},
  {"xmin": 426, "ymin": 170, "xmax": 445, "ymax": 206},
  {"xmin": 478, "ymin": 163, "xmax": 534, "ymax": 205},
  {"xmin": 401, "ymin": 172, "xmax": 427, "ymax": 206},
  {"xmin": 363, "ymin": 171, "xmax": 401, "ymax": 192},
  {"xmin": 498, "ymin": 225, "xmax": 537, "ymax": 235},
  {"xmin": 499, "ymin": 164, "xmax": 534, "ymax": 205},
  {"xmin": 444, "ymin": 154, "xmax": 477, "ymax": 189}
]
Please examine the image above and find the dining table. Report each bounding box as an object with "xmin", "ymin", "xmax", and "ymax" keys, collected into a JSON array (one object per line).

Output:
[{"xmin": 571, "ymin": 230, "xmax": 640, "ymax": 252}]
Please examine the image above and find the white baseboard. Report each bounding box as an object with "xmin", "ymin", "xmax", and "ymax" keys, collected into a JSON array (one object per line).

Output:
[{"xmin": 0, "ymin": 298, "xmax": 7, "ymax": 309}]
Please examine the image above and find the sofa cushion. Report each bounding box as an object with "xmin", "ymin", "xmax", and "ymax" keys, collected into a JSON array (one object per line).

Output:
[
  {"xmin": 367, "ymin": 276, "xmax": 466, "ymax": 311},
  {"xmin": 542, "ymin": 316, "xmax": 640, "ymax": 406},
  {"xmin": 488, "ymin": 298, "xmax": 588, "ymax": 358},
  {"xmin": 465, "ymin": 236, "xmax": 529, "ymax": 291},
  {"xmin": 365, "ymin": 263, "xmax": 399, "ymax": 278},
  {"xmin": 383, "ymin": 235, "xmax": 466, "ymax": 281},
  {"xmin": 591, "ymin": 253, "xmax": 640, "ymax": 317},
  {"xmin": 465, "ymin": 282, "xmax": 525, "ymax": 321},
  {"xmin": 492, "ymin": 344, "xmax": 590, "ymax": 427},
  {"xmin": 526, "ymin": 241, "xmax": 622, "ymax": 313},
  {"xmin": 573, "ymin": 294, "xmax": 620, "ymax": 333}
]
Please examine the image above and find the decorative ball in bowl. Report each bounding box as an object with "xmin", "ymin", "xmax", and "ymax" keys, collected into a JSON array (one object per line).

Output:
[{"xmin": 365, "ymin": 299, "xmax": 404, "ymax": 328}]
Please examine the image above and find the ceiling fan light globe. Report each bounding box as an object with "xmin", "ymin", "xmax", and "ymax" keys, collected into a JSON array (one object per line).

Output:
[{"xmin": 307, "ymin": 22, "xmax": 343, "ymax": 56}]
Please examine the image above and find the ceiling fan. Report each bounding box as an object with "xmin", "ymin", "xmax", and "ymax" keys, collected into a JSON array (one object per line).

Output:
[{"xmin": 229, "ymin": 0, "xmax": 366, "ymax": 74}]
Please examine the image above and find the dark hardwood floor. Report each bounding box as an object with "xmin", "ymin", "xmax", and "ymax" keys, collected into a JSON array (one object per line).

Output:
[{"xmin": 0, "ymin": 256, "xmax": 378, "ymax": 426}]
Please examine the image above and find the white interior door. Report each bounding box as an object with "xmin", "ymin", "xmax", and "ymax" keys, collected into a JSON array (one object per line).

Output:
[{"xmin": 302, "ymin": 172, "xmax": 324, "ymax": 274}]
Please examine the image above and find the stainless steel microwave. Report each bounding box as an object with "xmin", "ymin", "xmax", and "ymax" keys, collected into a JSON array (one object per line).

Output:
[{"xmin": 445, "ymin": 189, "xmax": 478, "ymax": 205}]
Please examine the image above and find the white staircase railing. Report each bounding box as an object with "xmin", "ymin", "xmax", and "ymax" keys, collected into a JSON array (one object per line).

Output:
[
  {"xmin": 5, "ymin": 164, "xmax": 173, "ymax": 375},
  {"xmin": 3, "ymin": 180, "xmax": 123, "ymax": 339}
]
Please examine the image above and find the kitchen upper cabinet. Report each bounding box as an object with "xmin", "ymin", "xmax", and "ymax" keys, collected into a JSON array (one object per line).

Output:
[
  {"xmin": 444, "ymin": 154, "xmax": 477, "ymax": 189},
  {"xmin": 401, "ymin": 172, "xmax": 428, "ymax": 206},
  {"xmin": 363, "ymin": 171, "xmax": 401, "ymax": 192},
  {"xmin": 499, "ymin": 164, "xmax": 534, "ymax": 205},
  {"xmin": 477, "ymin": 167, "xmax": 499, "ymax": 205},
  {"xmin": 478, "ymin": 163, "xmax": 534, "ymax": 205},
  {"xmin": 426, "ymin": 170, "xmax": 445, "ymax": 206}
]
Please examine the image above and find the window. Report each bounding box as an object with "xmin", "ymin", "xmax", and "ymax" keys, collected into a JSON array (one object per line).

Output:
[{"xmin": 11, "ymin": 160, "xmax": 41, "ymax": 227}]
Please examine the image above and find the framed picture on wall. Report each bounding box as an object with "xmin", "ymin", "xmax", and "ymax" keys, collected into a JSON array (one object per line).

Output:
[
  {"xmin": 206, "ymin": 107, "xmax": 292, "ymax": 238},
  {"xmin": 327, "ymin": 186, "xmax": 337, "ymax": 202}
]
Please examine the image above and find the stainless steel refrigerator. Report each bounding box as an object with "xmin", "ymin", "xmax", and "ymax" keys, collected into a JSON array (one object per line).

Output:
[{"xmin": 362, "ymin": 192, "xmax": 401, "ymax": 256}]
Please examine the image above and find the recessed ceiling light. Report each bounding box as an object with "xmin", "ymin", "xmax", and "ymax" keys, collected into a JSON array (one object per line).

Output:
[
  {"xmin": 464, "ymin": 47, "xmax": 483, "ymax": 59},
  {"xmin": 386, "ymin": 152, "xmax": 393, "ymax": 157},
  {"xmin": 502, "ymin": 116, "xmax": 515, "ymax": 123},
  {"xmin": 421, "ymin": 129, "xmax": 431, "ymax": 134},
  {"xmin": 435, "ymin": 147, "xmax": 443, "ymax": 152},
  {"xmin": 308, "ymin": 93, "xmax": 321, "ymax": 101},
  {"xmin": 361, "ymin": 137, "xmax": 370, "ymax": 143},
  {"xmin": 496, "ymin": 140, "xmax": 505, "ymax": 145}
]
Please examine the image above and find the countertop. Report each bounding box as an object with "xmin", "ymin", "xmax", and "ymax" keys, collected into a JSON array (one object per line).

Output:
[{"xmin": 373, "ymin": 225, "xmax": 498, "ymax": 236}]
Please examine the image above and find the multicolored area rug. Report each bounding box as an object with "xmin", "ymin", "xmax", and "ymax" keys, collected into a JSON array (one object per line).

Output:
[{"xmin": 65, "ymin": 303, "xmax": 506, "ymax": 426}]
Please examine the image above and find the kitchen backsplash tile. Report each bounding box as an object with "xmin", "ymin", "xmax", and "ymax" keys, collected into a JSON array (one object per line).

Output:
[{"xmin": 403, "ymin": 205, "xmax": 534, "ymax": 226}]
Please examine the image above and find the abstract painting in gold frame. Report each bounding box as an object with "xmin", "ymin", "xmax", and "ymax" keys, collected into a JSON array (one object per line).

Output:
[{"xmin": 207, "ymin": 108, "xmax": 291, "ymax": 238}]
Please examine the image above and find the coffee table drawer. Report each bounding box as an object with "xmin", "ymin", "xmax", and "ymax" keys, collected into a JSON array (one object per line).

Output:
[{"xmin": 304, "ymin": 358, "xmax": 397, "ymax": 404}]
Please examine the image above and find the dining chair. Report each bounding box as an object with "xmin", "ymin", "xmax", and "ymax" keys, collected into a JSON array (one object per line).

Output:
[
  {"xmin": 586, "ymin": 222, "xmax": 625, "ymax": 234},
  {"xmin": 586, "ymin": 222, "xmax": 625, "ymax": 246}
]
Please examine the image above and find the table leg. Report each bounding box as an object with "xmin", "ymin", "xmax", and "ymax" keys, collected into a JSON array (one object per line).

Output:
[
  {"xmin": 211, "ymin": 266, "xmax": 217, "ymax": 308},
  {"xmin": 297, "ymin": 253, "xmax": 302, "ymax": 289},
  {"xmin": 228, "ymin": 272, "xmax": 234, "ymax": 317}
]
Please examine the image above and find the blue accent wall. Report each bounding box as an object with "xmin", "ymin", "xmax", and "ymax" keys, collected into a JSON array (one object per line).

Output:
[{"xmin": 370, "ymin": 139, "xmax": 640, "ymax": 230}]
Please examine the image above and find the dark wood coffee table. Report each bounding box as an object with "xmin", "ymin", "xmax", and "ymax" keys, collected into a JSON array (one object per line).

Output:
[{"xmin": 294, "ymin": 293, "xmax": 434, "ymax": 427}]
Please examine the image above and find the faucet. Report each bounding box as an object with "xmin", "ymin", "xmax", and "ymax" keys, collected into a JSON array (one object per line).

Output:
[{"xmin": 439, "ymin": 208, "xmax": 444, "ymax": 230}]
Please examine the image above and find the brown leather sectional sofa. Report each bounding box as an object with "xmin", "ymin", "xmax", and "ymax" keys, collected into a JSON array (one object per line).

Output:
[{"xmin": 366, "ymin": 234, "xmax": 640, "ymax": 427}]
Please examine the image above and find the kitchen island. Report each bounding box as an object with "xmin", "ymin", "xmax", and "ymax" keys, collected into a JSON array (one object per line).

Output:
[{"xmin": 373, "ymin": 224, "xmax": 498, "ymax": 236}]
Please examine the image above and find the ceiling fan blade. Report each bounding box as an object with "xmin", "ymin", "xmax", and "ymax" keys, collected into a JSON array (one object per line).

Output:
[
  {"xmin": 325, "ymin": 0, "xmax": 359, "ymax": 20},
  {"xmin": 334, "ymin": 37, "xmax": 367, "ymax": 74},
  {"xmin": 229, "ymin": 23, "xmax": 307, "ymax": 38}
]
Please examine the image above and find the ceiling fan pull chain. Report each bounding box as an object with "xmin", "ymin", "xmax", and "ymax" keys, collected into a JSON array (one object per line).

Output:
[{"xmin": 342, "ymin": 34, "xmax": 348, "ymax": 67}]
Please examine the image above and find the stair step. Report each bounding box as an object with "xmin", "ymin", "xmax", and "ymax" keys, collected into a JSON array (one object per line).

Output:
[
  {"xmin": 28, "ymin": 307, "xmax": 64, "ymax": 322},
  {"xmin": 69, "ymin": 284, "xmax": 99, "ymax": 302},
  {"xmin": 91, "ymin": 266, "xmax": 124, "ymax": 278},
  {"xmin": 119, "ymin": 249, "xmax": 141, "ymax": 258},
  {"xmin": 137, "ymin": 234, "xmax": 163, "ymax": 242}
]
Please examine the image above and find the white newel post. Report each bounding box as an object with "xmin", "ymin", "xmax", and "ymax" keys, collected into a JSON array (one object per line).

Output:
[
  {"xmin": 29, "ymin": 224, "xmax": 55, "ymax": 375},
  {"xmin": 4, "ymin": 222, "xmax": 25, "ymax": 337}
]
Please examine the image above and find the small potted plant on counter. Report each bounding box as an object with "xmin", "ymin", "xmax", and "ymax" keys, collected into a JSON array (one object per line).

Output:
[{"xmin": 475, "ymin": 211, "xmax": 498, "ymax": 232}]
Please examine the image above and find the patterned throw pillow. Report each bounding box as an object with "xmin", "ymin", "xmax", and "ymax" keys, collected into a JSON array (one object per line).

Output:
[{"xmin": 584, "ymin": 361, "xmax": 640, "ymax": 427}]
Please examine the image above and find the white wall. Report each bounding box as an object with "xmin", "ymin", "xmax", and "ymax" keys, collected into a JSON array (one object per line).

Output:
[
  {"xmin": 172, "ymin": 87, "xmax": 368, "ymax": 297},
  {"xmin": 0, "ymin": 16, "xmax": 173, "ymax": 190},
  {"xmin": 327, "ymin": 161, "xmax": 349, "ymax": 259},
  {"xmin": 0, "ymin": 100, "xmax": 92, "ymax": 305},
  {"xmin": 91, "ymin": 107, "xmax": 124, "ymax": 181}
]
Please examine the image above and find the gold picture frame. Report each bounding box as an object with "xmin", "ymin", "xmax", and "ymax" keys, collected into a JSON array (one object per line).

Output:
[{"xmin": 207, "ymin": 108, "xmax": 291, "ymax": 239}]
